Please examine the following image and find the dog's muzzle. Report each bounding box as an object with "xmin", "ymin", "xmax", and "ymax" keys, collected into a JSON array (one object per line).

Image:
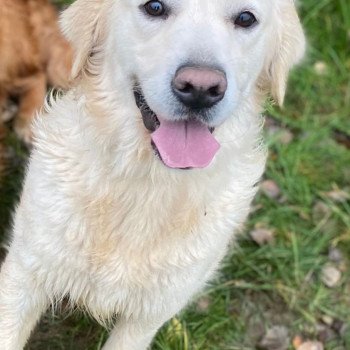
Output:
[
  {"xmin": 133, "ymin": 85, "xmax": 221, "ymax": 170},
  {"xmin": 172, "ymin": 66, "xmax": 227, "ymax": 110}
]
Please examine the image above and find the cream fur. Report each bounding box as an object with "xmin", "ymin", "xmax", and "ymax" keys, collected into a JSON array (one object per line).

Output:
[{"xmin": 0, "ymin": 0, "xmax": 305, "ymax": 349}]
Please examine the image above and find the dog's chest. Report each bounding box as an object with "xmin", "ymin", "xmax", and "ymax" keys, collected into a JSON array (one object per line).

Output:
[
  {"xmin": 61, "ymin": 180, "xmax": 230, "ymax": 289},
  {"xmin": 58, "ymin": 183, "xmax": 235, "ymax": 317},
  {"xmin": 74, "ymin": 184, "xmax": 224, "ymax": 270}
]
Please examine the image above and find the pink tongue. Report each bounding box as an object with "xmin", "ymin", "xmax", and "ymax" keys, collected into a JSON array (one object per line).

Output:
[{"xmin": 151, "ymin": 118, "xmax": 220, "ymax": 169}]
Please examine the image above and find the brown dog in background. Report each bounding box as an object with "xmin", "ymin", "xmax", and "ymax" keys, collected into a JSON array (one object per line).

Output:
[{"xmin": 0, "ymin": 0, "xmax": 72, "ymax": 143}]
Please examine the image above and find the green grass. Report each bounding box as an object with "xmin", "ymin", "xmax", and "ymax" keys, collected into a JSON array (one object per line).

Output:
[{"xmin": 1, "ymin": 0, "xmax": 349, "ymax": 349}]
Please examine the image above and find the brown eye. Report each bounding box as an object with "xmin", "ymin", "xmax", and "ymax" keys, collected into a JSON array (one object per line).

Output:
[
  {"xmin": 234, "ymin": 12, "xmax": 257, "ymax": 28},
  {"xmin": 144, "ymin": 1, "xmax": 166, "ymax": 17}
]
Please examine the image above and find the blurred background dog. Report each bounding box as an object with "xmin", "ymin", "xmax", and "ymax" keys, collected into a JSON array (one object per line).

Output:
[{"xmin": 0, "ymin": 0, "xmax": 72, "ymax": 144}]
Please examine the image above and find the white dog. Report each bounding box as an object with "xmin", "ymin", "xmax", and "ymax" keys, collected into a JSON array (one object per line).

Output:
[{"xmin": 0, "ymin": 0, "xmax": 305, "ymax": 349}]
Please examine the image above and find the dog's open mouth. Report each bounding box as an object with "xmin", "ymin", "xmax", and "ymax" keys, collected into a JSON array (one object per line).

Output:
[
  {"xmin": 134, "ymin": 88, "xmax": 160, "ymax": 133},
  {"xmin": 134, "ymin": 88, "xmax": 220, "ymax": 169}
]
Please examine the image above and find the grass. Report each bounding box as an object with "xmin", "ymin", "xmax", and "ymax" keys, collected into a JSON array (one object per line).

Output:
[{"xmin": 1, "ymin": 0, "xmax": 349, "ymax": 349}]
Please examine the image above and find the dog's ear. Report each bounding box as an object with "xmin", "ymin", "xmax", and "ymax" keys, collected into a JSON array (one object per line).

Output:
[
  {"xmin": 262, "ymin": 0, "xmax": 306, "ymax": 106},
  {"xmin": 60, "ymin": 0, "xmax": 104, "ymax": 80}
]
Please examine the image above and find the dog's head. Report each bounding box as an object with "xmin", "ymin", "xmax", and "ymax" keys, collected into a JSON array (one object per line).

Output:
[{"xmin": 62, "ymin": 0, "xmax": 305, "ymax": 170}]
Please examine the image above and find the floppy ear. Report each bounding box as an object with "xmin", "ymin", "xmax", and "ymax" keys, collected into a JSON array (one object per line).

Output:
[
  {"xmin": 60, "ymin": 0, "xmax": 104, "ymax": 79},
  {"xmin": 264, "ymin": 0, "xmax": 306, "ymax": 106}
]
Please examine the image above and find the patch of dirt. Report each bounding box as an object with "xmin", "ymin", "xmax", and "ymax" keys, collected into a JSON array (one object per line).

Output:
[
  {"xmin": 333, "ymin": 129, "xmax": 350, "ymax": 149},
  {"xmin": 26, "ymin": 312, "xmax": 106, "ymax": 350}
]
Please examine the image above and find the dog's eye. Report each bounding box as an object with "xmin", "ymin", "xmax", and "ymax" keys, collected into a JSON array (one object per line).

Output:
[
  {"xmin": 144, "ymin": 1, "xmax": 166, "ymax": 17},
  {"xmin": 234, "ymin": 12, "xmax": 257, "ymax": 28}
]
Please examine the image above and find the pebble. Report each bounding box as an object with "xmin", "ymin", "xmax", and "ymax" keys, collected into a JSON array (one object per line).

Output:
[
  {"xmin": 297, "ymin": 341, "xmax": 324, "ymax": 350},
  {"xmin": 321, "ymin": 265, "xmax": 342, "ymax": 288},
  {"xmin": 259, "ymin": 326, "xmax": 289, "ymax": 350},
  {"xmin": 321, "ymin": 315, "xmax": 334, "ymax": 326},
  {"xmin": 196, "ymin": 296, "xmax": 211, "ymax": 313},
  {"xmin": 328, "ymin": 247, "xmax": 343, "ymax": 263},
  {"xmin": 314, "ymin": 61, "xmax": 328, "ymax": 75},
  {"xmin": 261, "ymin": 180, "xmax": 281, "ymax": 199},
  {"xmin": 278, "ymin": 129, "xmax": 294, "ymax": 145},
  {"xmin": 250, "ymin": 228, "xmax": 274, "ymax": 246}
]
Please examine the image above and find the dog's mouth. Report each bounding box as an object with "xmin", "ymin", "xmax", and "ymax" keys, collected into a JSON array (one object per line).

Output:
[
  {"xmin": 134, "ymin": 88, "xmax": 160, "ymax": 133},
  {"xmin": 134, "ymin": 88, "xmax": 220, "ymax": 169}
]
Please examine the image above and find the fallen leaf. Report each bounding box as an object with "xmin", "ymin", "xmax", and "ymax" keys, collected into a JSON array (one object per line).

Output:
[
  {"xmin": 292, "ymin": 335, "xmax": 303, "ymax": 349},
  {"xmin": 297, "ymin": 341, "xmax": 324, "ymax": 350},
  {"xmin": 250, "ymin": 228, "xmax": 274, "ymax": 246},
  {"xmin": 325, "ymin": 189, "xmax": 350, "ymax": 203},
  {"xmin": 258, "ymin": 326, "xmax": 289, "ymax": 350},
  {"xmin": 261, "ymin": 180, "xmax": 281, "ymax": 199},
  {"xmin": 321, "ymin": 265, "xmax": 342, "ymax": 288}
]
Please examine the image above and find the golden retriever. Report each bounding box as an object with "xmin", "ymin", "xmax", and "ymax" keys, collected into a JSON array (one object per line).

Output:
[
  {"xmin": 0, "ymin": 0, "xmax": 305, "ymax": 348},
  {"xmin": 0, "ymin": 0, "xmax": 72, "ymax": 143}
]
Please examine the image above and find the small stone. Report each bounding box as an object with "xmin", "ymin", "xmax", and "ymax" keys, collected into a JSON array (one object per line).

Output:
[
  {"xmin": 278, "ymin": 129, "xmax": 294, "ymax": 145},
  {"xmin": 250, "ymin": 228, "xmax": 274, "ymax": 246},
  {"xmin": 314, "ymin": 61, "xmax": 328, "ymax": 75},
  {"xmin": 261, "ymin": 180, "xmax": 281, "ymax": 199},
  {"xmin": 259, "ymin": 326, "xmax": 289, "ymax": 350},
  {"xmin": 297, "ymin": 341, "xmax": 324, "ymax": 350},
  {"xmin": 321, "ymin": 315, "xmax": 334, "ymax": 326},
  {"xmin": 328, "ymin": 247, "xmax": 343, "ymax": 263},
  {"xmin": 321, "ymin": 265, "xmax": 342, "ymax": 288},
  {"xmin": 196, "ymin": 296, "xmax": 211, "ymax": 313}
]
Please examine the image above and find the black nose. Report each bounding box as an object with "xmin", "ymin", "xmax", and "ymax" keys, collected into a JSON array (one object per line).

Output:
[{"xmin": 172, "ymin": 66, "xmax": 227, "ymax": 110}]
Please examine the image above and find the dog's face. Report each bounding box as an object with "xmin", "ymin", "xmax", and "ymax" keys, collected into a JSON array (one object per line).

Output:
[
  {"xmin": 62, "ymin": 0, "xmax": 305, "ymax": 169},
  {"xmin": 116, "ymin": 0, "xmax": 272, "ymax": 126}
]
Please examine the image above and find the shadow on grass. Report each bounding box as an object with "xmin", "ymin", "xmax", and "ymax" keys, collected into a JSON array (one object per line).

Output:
[{"xmin": 0, "ymin": 131, "xmax": 28, "ymax": 258}]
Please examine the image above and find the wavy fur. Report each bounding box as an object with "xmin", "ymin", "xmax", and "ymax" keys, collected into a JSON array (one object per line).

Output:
[{"xmin": 0, "ymin": 0, "xmax": 305, "ymax": 348}]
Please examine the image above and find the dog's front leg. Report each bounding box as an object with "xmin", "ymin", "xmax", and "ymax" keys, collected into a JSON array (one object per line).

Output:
[
  {"xmin": 0, "ymin": 254, "xmax": 48, "ymax": 349},
  {"xmin": 102, "ymin": 316, "xmax": 165, "ymax": 350}
]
